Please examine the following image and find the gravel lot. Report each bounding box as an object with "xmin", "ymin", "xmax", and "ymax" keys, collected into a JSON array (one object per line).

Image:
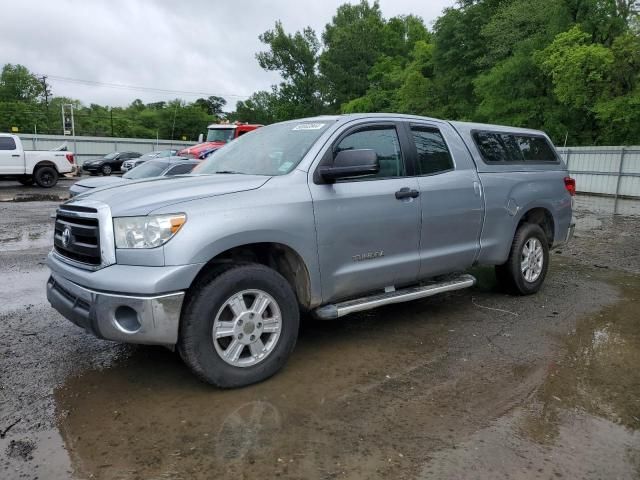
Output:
[{"xmin": 1, "ymin": 193, "xmax": 639, "ymax": 479}]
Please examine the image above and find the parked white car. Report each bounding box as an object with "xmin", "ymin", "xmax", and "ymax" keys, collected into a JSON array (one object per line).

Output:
[{"xmin": 0, "ymin": 134, "xmax": 75, "ymax": 187}]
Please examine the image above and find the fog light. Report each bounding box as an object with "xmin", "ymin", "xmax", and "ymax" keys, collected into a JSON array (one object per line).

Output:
[{"xmin": 114, "ymin": 306, "xmax": 141, "ymax": 333}]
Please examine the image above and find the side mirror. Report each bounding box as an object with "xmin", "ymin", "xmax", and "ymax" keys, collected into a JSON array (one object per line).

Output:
[{"xmin": 319, "ymin": 149, "xmax": 379, "ymax": 182}]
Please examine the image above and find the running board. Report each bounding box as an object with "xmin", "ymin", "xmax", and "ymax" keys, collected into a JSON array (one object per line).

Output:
[{"xmin": 313, "ymin": 274, "xmax": 476, "ymax": 320}]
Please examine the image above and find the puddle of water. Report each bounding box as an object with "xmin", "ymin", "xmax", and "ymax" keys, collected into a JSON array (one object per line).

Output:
[
  {"xmin": 423, "ymin": 272, "xmax": 640, "ymax": 479},
  {"xmin": 51, "ymin": 313, "xmax": 446, "ymax": 479},
  {"xmin": 526, "ymin": 273, "xmax": 640, "ymax": 434}
]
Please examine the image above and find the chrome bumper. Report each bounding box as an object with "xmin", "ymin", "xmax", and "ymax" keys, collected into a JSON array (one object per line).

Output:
[{"xmin": 47, "ymin": 272, "xmax": 184, "ymax": 346}]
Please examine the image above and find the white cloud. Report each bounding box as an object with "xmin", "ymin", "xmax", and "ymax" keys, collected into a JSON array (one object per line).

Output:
[{"xmin": 1, "ymin": 0, "xmax": 454, "ymax": 108}]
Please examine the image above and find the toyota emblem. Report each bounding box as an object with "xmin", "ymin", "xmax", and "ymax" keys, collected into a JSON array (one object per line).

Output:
[{"xmin": 61, "ymin": 226, "xmax": 72, "ymax": 248}]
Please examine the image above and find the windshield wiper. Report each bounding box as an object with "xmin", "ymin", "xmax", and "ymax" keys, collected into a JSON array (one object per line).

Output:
[{"xmin": 213, "ymin": 170, "xmax": 244, "ymax": 174}]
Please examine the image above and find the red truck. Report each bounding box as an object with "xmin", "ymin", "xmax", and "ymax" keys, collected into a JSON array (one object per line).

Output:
[{"xmin": 179, "ymin": 122, "xmax": 262, "ymax": 159}]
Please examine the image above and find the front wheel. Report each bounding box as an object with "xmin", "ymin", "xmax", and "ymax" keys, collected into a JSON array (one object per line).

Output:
[
  {"xmin": 34, "ymin": 166, "xmax": 59, "ymax": 188},
  {"xmin": 495, "ymin": 223, "xmax": 549, "ymax": 295},
  {"xmin": 101, "ymin": 164, "xmax": 112, "ymax": 176},
  {"xmin": 178, "ymin": 264, "xmax": 300, "ymax": 388}
]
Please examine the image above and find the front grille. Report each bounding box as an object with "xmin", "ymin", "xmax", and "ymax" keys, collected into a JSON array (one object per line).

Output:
[{"xmin": 54, "ymin": 210, "xmax": 101, "ymax": 266}]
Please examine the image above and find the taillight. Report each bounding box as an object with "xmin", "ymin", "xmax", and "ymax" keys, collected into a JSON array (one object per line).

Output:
[
  {"xmin": 65, "ymin": 153, "xmax": 75, "ymax": 164},
  {"xmin": 564, "ymin": 176, "xmax": 576, "ymax": 196}
]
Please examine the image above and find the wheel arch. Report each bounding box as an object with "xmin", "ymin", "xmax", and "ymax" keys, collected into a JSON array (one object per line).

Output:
[
  {"xmin": 33, "ymin": 160, "xmax": 59, "ymax": 172},
  {"xmin": 188, "ymin": 241, "xmax": 315, "ymax": 310},
  {"xmin": 514, "ymin": 206, "xmax": 555, "ymax": 247}
]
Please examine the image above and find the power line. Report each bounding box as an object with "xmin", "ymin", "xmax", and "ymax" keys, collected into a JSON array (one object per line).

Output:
[{"xmin": 43, "ymin": 74, "xmax": 251, "ymax": 99}]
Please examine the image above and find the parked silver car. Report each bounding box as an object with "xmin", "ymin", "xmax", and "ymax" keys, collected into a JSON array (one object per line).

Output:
[
  {"xmin": 121, "ymin": 149, "xmax": 178, "ymax": 172},
  {"xmin": 48, "ymin": 114, "xmax": 575, "ymax": 388},
  {"xmin": 69, "ymin": 157, "xmax": 198, "ymax": 196}
]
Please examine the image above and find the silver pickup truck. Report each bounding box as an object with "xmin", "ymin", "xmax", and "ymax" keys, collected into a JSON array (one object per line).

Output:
[{"xmin": 46, "ymin": 114, "xmax": 575, "ymax": 387}]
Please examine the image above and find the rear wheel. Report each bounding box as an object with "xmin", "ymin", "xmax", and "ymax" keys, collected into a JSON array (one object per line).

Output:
[
  {"xmin": 34, "ymin": 166, "xmax": 59, "ymax": 188},
  {"xmin": 178, "ymin": 264, "xmax": 299, "ymax": 388},
  {"xmin": 495, "ymin": 223, "xmax": 549, "ymax": 295}
]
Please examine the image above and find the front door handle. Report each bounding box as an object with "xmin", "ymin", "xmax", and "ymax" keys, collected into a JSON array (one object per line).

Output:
[
  {"xmin": 395, "ymin": 187, "xmax": 420, "ymax": 200},
  {"xmin": 11, "ymin": 154, "xmax": 20, "ymax": 157}
]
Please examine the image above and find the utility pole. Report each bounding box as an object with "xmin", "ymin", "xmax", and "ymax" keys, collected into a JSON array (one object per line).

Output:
[
  {"xmin": 170, "ymin": 102, "xmax": 179, "ymax": 148},
  {"xmin": 109, "ymin": 107, "xmax": 114, "ymax": 137},
  {"xmin": 40, "ymin": 75, "xmax": 50, "ymax": 132}
]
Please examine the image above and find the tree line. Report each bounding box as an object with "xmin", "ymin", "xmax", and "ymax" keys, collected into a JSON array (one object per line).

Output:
[
  {"xmin": 1, "ymin": 0, "xmax": 638, "ymax": 145},
  {"xmin": 238, "ymin": 0, "xmax": 640, "ymax": 146},
  {"xmin": 0, "ymin": 64, "xmax": 228, "ymax": 140}
]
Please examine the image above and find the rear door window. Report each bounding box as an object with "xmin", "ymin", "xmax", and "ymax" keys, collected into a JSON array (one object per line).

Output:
[
  {"xmin": 0, "ymin": 137, "xmax": 17, "ymax": 150},
  {"xmin": 410, "ymin": 127, "xmax": 454, "ymax": 175}
]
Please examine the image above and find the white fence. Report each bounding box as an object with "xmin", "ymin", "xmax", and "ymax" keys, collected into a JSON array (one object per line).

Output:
[
  {"xmin": 18, "ymin": 133, "xmax": 195, "ymax": 166},
  {"xmin": 557, "ymin": 146, "xmax": 640, "ymax": 199}
]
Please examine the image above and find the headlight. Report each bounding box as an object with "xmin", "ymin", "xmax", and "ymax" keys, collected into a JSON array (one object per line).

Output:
[{"xmin": 113, "ymin": 214, "xmax": 186, "ymax": 249}]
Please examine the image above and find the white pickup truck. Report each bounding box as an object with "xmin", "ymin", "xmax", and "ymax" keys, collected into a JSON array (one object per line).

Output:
[{"xmin": 0, "ymin": 133, "xmax": 75, "ymax": 187}]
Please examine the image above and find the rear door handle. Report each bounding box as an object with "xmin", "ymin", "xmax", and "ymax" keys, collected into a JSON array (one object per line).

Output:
[
  {"xmin": 395, "ymin": 187, "xmax": 420, "ymax": 200},
  {"xmin": 11, "ymin": 154, "xmax": 20, "ymax": 157}
]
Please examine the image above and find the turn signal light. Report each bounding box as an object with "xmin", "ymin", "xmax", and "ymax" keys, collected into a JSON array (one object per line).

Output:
[{"xmin": 564, "ymin": 177, "xmax": 576, "ymax": 196}]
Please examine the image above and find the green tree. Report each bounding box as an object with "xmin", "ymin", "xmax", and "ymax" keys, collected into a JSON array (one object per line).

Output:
[
  {"xmin": 319, "ymin": 1, "xmax": 386, "ymax": 107},
  {"xmin": 0, "ymin": 64, "xmax": 44, "ymax": 102},
  {"xmin": 340, "ymin": 16, "xmax": 432, "ymax": 115},
  {"xmin": 540, "ymin": 26, "xmax": 614, "ymax": 109},
  {"xmin": 234, "ymin": 91, "xmax": 279, "ymax": 124},
  {"xmin": 429, "ymin": 1, "xmax": 502, "ymax": 119},
  {"xmin": 256, "ymin": 21, "xmax": 325, "ymax": 119},
  {"xmin": 562, "ymin": 0, "xmax": 639, "ymax": 45},
  {"xmin": 194, "ymin": 96, "xmax": 227, "ymax": 117}
]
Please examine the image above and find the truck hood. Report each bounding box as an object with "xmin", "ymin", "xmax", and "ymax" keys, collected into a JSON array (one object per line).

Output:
[{"xmin": 66, "ymin": 174, "xmax": 270, "ymax": 216}]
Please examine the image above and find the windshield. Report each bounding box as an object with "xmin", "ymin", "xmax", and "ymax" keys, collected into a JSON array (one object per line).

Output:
[
  {"xmin": 196, "ymin": 121, "xmax": 333, "ymax": 176},
  {"xmin": 104, "ymin": 152, "xmax": 119, "ymax": 160},
  {"xmin": 206, "ymin": 128, "xmax": 235, "ymax": 143},
  {"xmin": 123, "ymin": 161, "xmax": 169, "ymax": 179}
]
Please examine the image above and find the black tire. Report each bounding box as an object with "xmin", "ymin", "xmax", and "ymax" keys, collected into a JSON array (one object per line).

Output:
[
  {"xmin": 101, "ymin": 164, "xmax": 112, "ymax": 176},
  {"xmin": 18, "ymin": 177, "xmax": 34, "ymax": 186},
  {"xmin": 34, "ymin": 166, "xmax": 59, "ymax": 188},
  {"xmin": 495, "ymin": 223, "xmax": 549, "ymax": 295},
  {"xmin": 178, "ymin": 263, "xmax": 300, "ymax": 388}
]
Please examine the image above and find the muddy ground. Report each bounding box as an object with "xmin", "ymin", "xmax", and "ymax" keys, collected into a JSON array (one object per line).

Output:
[
  {"xmin": 0, "ymin": 196, "xmax": 639, "ymax": 479},
  {"xmin": 0, "ymin": 179, "xmax": 75, "ymax": 203}
]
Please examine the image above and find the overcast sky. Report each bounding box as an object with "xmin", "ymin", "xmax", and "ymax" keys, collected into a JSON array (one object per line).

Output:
[{"xmin": 2, "ymin": 0, "xmax": 455, "ymax": 110}]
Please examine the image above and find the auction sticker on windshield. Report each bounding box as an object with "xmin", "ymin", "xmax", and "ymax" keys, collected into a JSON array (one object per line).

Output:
[{"xmin": 293, "ymin": 123, "xmax": 325, "ymax": 131}]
